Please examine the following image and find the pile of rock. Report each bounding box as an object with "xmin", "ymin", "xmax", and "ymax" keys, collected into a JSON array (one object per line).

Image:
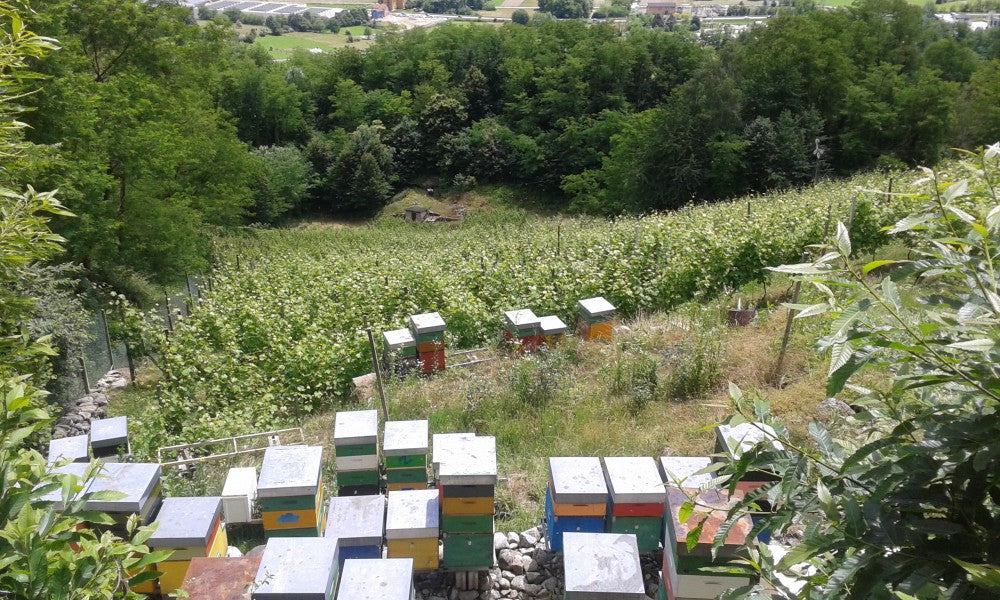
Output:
[
  {"xmin": 414, "ymin": 526, "xmax": 661, "ymax": 600},
  {"xmin": 50, "ymin": 369, "xmax": 128, "ymax": 439}
]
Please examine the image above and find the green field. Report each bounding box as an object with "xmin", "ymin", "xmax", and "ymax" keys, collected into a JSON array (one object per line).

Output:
[{"xmin": 254, "ymin": 29, "xmax": 373, "ymax": 58}]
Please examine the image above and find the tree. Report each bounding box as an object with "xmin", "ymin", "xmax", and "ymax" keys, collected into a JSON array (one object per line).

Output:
[
  {"xmin": 325, "ymin": 124, "xmax": 395, "ymax": 212},
  {"xmin": 957, "ymin": 59, "xmax": 1000, "ymax": 148},
  {"xmin": 248, "ymin": 146, "xmax": 314, "ymax": 223},
  {"xmin": 713, "ymin": 149, "xmax": 1000, "ymax": 598},
  {"xmin": 538, "ymin": 0, "xmax": 592, "ymax": 18},
  {"xmin": 512, "ymin": 8, "xmax": 530, "ymax": 23}
]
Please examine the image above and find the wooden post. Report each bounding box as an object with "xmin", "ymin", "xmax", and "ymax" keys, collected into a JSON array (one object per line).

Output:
[
  {"xmin": 848, "ymin": 196, "xmax": 857, "ymax": 229},
  {"xmin": 78, "ymin": 355, "xmax": 91, "ymax": 394},
  {"xmin": 557, "ymin": 222, "xmax": 561, "ymax": 256},
  {"xmin": 186, "ymin": 274, "xmax": 195, "ymax": 304},
  {"xmin": 634, "ymin": 223, "xmax": 639, "ymax": 251},
  {"xmin": 124, "ymin": 338, "xmax": 137, "ymax": 387},
  {"xmin": 364, "ymin": 317, "xmax": 388, "ymax": 422},
  {"xmin": 100, "ymin": 309, "xmax": 115, "ymax": 370},
  {"xmin": 772, "ymin": 251, "xmax": 809, "ymax": 382},
  {"xmin": 747, "ymin": 201, "xmax": 751, "ymax": 218}
]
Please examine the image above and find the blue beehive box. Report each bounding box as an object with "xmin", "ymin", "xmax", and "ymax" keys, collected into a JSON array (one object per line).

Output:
[{"xmin": 545, "ymin": 487, "xmax": 605, "ymax": 553}]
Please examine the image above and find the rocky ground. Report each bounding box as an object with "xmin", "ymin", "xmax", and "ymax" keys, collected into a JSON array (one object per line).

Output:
[
  {"xmin": 50, "ymin": 370, "xmax": 129, "ymax": 438},
  {"xmin": 415, "ymin": 526, "xmax": 662, "ymax": 600}
]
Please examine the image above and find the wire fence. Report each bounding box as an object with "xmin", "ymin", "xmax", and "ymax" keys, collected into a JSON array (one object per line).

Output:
[{"xmin": 51, "ymin": 275, "xmax": 211, "ymax": 406}]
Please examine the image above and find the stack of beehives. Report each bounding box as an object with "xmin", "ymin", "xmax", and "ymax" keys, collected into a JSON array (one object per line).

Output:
[
  {"xmin": 383, "ymin": 419, "xmax": 429, "ymax": 492},
  {"xmin": 602, "ymin": 456, "xmax": 667, "ymax": 553},
  {"xmin": 410, "ymin": 312, "xmax": 446, "ymax": 374},
  {"xmin": 334, "ymin": 409, "xmax": 380, "ymax": 496},
  {"xmin": 545, "ymin": 457, "xmax": 608, "ymax": 553},
  {"xmin": 715, "ymin": 421, "xmax": 783, "ymax": 543},
  {"xmin": 577, "ymin": 297, "xmax": 616, "ymax": 341},
  {"xmin": 147, "ymin": 496, "xmax": 228, "ymax": 596},
  {"xmin": 661, "ymin": 456, "xmax": 754, "ymax": 600},
  {"xmin": 504, "ymin": 309, "xmax": 541, "ymax": 354},
  {"xmin": 385, "ymin": 488, "xmax": 440, "ymax": 571},
  {"xmin": 434, "ymin": 434, "xmax": 497, "ymax": 570},
  {"xmin": 258, "ymin": 445, "xmax": 324, "ymax": 538},
  {"xmin": 89, "ymin": 415, "xmax": 130, "ymax": 459}
]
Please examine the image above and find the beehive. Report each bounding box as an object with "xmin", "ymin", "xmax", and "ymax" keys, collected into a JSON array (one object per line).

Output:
[
  {"xmin": 338, "ymin": 558, "xmax": 415, "ymax": 600},
  {"xmin": 602, "ymin": 456, "xmax": 666, "ymax": 552},
  {"xmin": 538, "ymin": 315, "xmax": 569, "ymax": 345},
  {"xmin": 325, "ymin": 494, "xmax": 386, "ymax": 563},
  {"xmin": 384, "ymin": 328, "xmax": 418, "ymax": 375},
  {"xmin": 180, "ymin": 556, "xmax": 261, "ymax": 600},
  {"xmin": 89, "ymin": 416, "xmax": 129, "ymax": 458},
  {"xmin": 86, "ymin": 462, "xmax": 163, "ymax": 533},
  {"xmin": 410, "ymin": 312, "xmax": 446, "ymax": 374},
  {"xmin": 437, "ymin": 435, "xmax": 496, "ymax": 569},
  {"xmin": 252, "ymin": 537, "xmax": 340, "ymax": 599},
  {"xmin": 258, "ymin": 446, "xmax": 324, "ymax": 537},
  {"xmin": 504, "ymin": 309, "xmax": 541, "ymax": 354},
  {"xmin": 47, "ymin": 434, "xmax": 89, "ymax": 464},
  {"xmin": 384, "ymin": 420, "xmax": 429, "ymax": 492},
  {"xmin": 563, "ymin": 532, "xmax": 646, "ymax": 599},
  {"xmin": 577, "ymin": 297, "xmax": 616, "ymax": 341},
  {"xmin": 386, "ymin": 489, "xmax": 440, "ymax": 571},
  {"xmin": 662, "ymin": 488, "xmax": 754, "ymax": 599},
  {"xmin": 546, "ymin": 457, "xmax": 609, "ymax": 552},
  {"xmin": 334, "ymin": 410, "xmax": 380, "ymax": 496},
  {"xmin": 147, "ymin": 496, "xmax": 228, "ymax": 596},
  {"xmin": 221, "ymin": 467, "xmax": 258, "ymax": 524},
  {"xmin": 715, "ymin": 422, "xmax": 783, "ymax": 482}
]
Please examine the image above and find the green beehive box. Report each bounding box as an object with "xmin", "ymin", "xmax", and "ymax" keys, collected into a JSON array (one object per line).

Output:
[
  {"xmin": 442, "ymin": 533, "xmax": 494, "ymax": 569},
  {"xmin": 259, "ymin": 494, "xmax": 319, "ymax": 512},
  {"xmin": 386, "ymin": 468, "xmax": 427, "ymax": 484},
  {"xmin": 385, "ymin": 454, "xmax": 426, "ymax": 469},
  {"xmin": 610, "ymin": 516, "xmax": 663, "ymax": 553},
  {"xmin": 264, "ymin": 524, "xmax": 323, "ymax": 538},
  {"xmin": 414, "ymin": 330, "xmax": 445, "ymax": 343},
  {"xmin": 441, "ymin": 514, "xmax": 493, "ymax": 534},
  {"xmin": 337, "ymin": 470, "xmax": 379, "ymax": 487},
  {"xmin": 337, "ymin": 443, "xmax": 378, "ymax": 457}
]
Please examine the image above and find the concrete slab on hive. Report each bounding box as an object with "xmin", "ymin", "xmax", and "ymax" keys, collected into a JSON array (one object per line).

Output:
[
  {"xmin": 504, "ymin": 309, "xmax": 540, "ymax": 329},
  {"xmin": 385, "ymin": 489, "xmax": 439, "ymax": 539},
  {"xmin": 338, "ymin": 558, "xmax": 414, "ymax": 600},
  {"xmin": 334, "ymin": 410, "xmax": 379, "ymax": 446},
  {"xmin": 89, "ymin": 416, "xmax": 128, "ymax": 449},
  {"xmin": 325, "ymin": 495, "xmax": 386, "ymax": 546},
  {"xmin": 48, "ymin": 434, "xmax": 89, "ymax": 464},
  {"xmin": 182, "ymin": 556, "xmax": 262, "ymax": 600},
  {"xmin": 383, "ymin": 328, "xmax": 416, "ymax": 350},
  {"xmin": 409, "ymin": 312, "xmax": 446, "ymax": 334},
  {"xmin": 578, "ymin": 297, "xmax": 616, "ymax": 318},
  {"xmin": 437, "ymin": 436, "xmax": 497, "ymax": 486},
  {"xmin": 563, "ymin": 532, "xmax": 645, "ymax": 599},
  {"xmin": 659, "ymin": 456, "xmax": 715, "ymax": 489},
  {"xmin": 86, "ymin": 462, "xmax": 161, "ymax": 513},
  {"xmin": 384, "ymin": 420, "xmax": 429, "ymax": 456},
  {"xmin": 665, "ymin": 487, "xmax": 753, "ymax": 556},
  {"xmin": 602, "ymin": 457, "xmax": 666, "ymax": 505},
  {"xmin": 148, "ymin": 497, "xmax": 222, "ymax": 549},
  {"xmin": 549, "ymin": 457, "xmax": 608, "ymax": 504},
  {"xmin": 253, "ymin": 537, "xmax": 339, "ymax": 599},
  {"xmin": 539, "ymin": 315, "xmax": 568, "ymax": 336},
  {"xmin": 715, "ymin": 422, "xmax": 783, "ymax": 458},
  {"xmin": 257, "ymin": 446, "xmax": 322, "ymax": 499}
]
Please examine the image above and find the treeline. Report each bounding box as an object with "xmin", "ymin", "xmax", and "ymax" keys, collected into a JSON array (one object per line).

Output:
[{"xmin": 12, "ymin": 0, "xmax": 1000, "ymax": 299}]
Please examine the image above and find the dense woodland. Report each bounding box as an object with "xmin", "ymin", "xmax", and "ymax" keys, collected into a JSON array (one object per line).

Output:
[{"xmin": 5, "ymin": 0, "xmax": 1000, "ymax": 299}]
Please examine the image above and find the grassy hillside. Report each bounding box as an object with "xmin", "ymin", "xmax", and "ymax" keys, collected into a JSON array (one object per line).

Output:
[{"xmin": 116, "ymin": 171, "xmax": 919, "ymax": 456}]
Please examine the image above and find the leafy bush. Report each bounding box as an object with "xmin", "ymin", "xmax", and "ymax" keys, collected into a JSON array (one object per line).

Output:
[
  {"xmin": 603, "ymin": 349, "xmax": 660, "ymax": 414},
  {"xmin": 713, "ymin": 145, "xmax": 1000, "ymax": 598},
  {"xmin": 663, "ymin": 330, "xmax": 723, "ymax": 401},
  {"xmin": 508, "ymin": 348, "xmax": 566, "ymax": 408}
]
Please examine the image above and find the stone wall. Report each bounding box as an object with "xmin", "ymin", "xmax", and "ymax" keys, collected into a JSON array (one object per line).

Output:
[{"xmin": 50, "ymin": 370, "xmax": 128, "ymax": 439}]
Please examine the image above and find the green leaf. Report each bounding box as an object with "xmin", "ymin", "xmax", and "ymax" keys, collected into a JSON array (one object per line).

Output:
[
  {"xmin": 947, "ymin": 339, "xmax": 994, "ymax": 352},
  {"xmin": 829, "ymin": 340, "xmax": 854, "ymax": 376},
  {"xmin": 888, "ymin": 212, "xmax": 934, "ymax": 233},
  {"xmin": 952, "ymin": 558, "xmax": 1000, "ymax": 589},
  {"xmin": 835, "ymin": 222, "xmax": 852, "ymax": 256},
  {"xmin": 794, "ymin": 303, "xmax": 829, "ymax": 319},
  {"xmin": 685, "ymin": 517, "xmax": 706, "ymax": 552},
  {"xmin": 678, "ymin": 500, "xmax": 694, "ymax": 524},
  {"xmin": 862, "ymin": 260, "xmax": 900, "ymax": 275}
]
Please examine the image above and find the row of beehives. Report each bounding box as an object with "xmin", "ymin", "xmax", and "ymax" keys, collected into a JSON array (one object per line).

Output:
[
  {"xmin": 546, "ymin": 420, "xmax": 783, "ymax": 600},
  {"xmin": 47, "ymin": 414, "xmax": 131, "ymax": 464},
  {"xmin": 382, "ymin": 297, "xmax": 619, "ymax": 370}
]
